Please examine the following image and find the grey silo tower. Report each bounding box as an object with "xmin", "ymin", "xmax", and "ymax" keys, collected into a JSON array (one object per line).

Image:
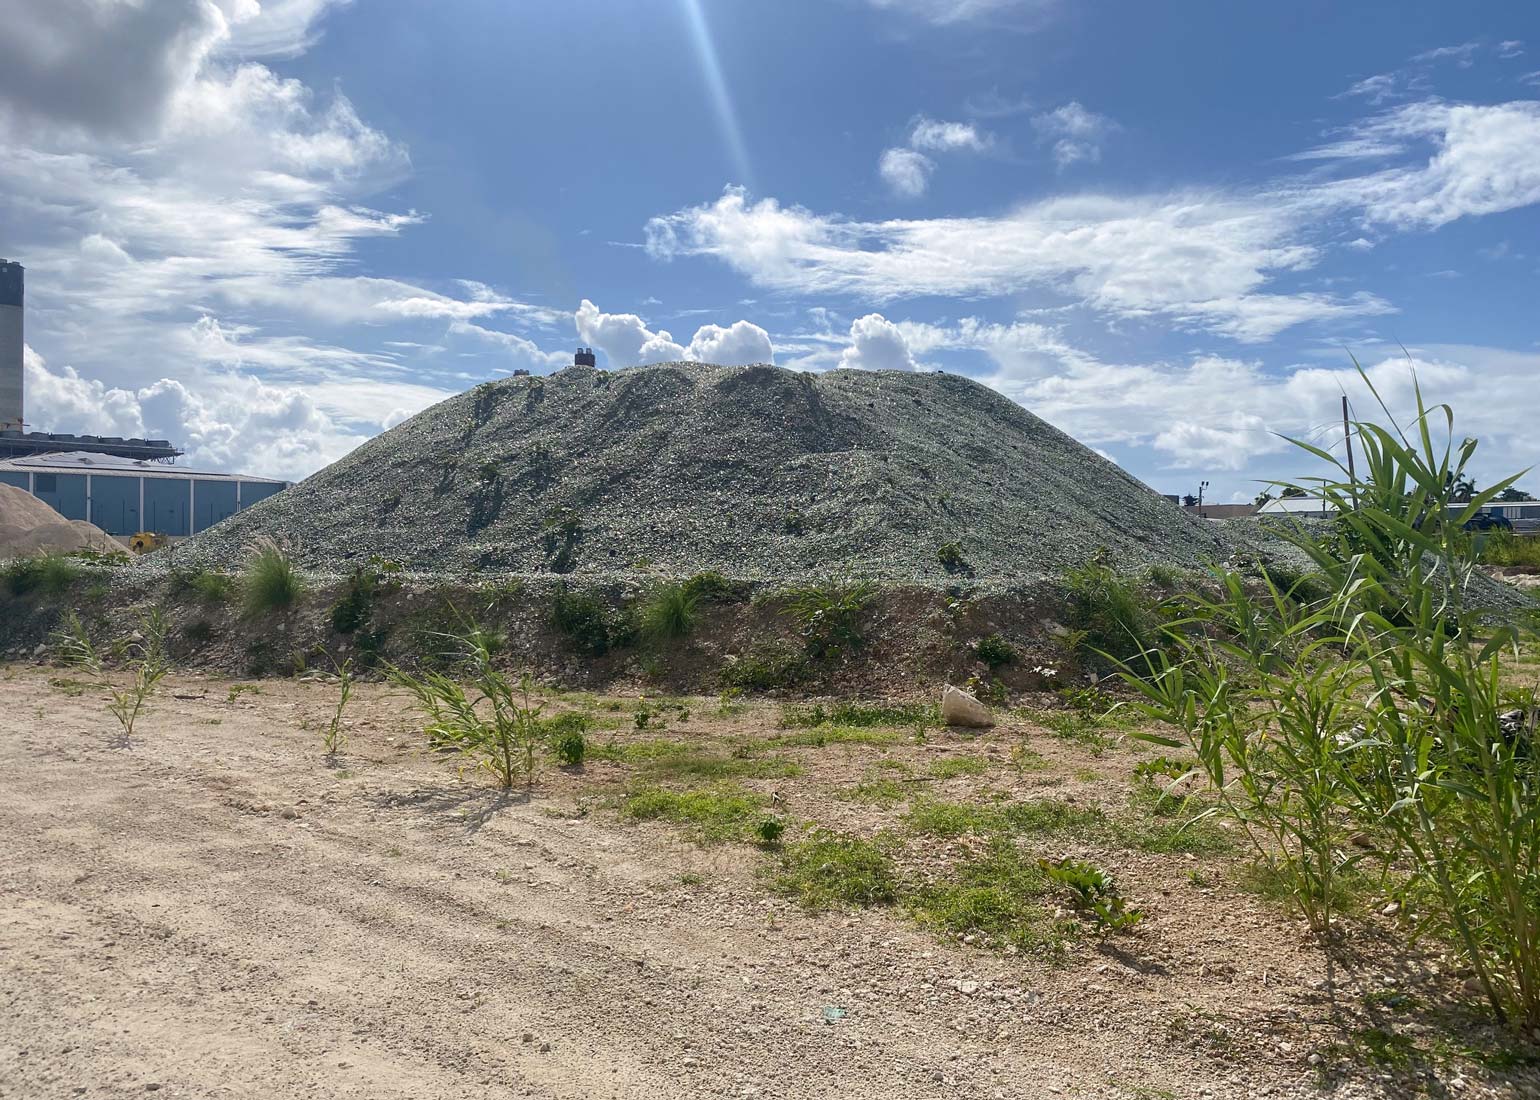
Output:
[{"xmin": 0, "ymin": 260, "xmax": 21, "ymax": 431}]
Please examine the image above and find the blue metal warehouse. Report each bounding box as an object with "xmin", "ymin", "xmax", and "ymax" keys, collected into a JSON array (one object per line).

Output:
[{"xmin": 0, "ymin": 451, "xmax": 289, "ymax": 538}]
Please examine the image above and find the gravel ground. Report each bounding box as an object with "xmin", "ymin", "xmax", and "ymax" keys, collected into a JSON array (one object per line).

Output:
[{"xmin": 170, "ymin": 362, "xmax": 1235, "ymax": 582}]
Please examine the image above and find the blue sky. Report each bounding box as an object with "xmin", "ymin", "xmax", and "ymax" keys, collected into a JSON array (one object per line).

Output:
[{"xmin": 1, "ymin": 1, "xmax": 1537, "ymax": 501}]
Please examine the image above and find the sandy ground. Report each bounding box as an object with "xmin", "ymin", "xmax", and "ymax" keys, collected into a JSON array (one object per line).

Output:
[{"xmin": 1, "ymin": 667, "xmax": 1535, "ymax": 1100}]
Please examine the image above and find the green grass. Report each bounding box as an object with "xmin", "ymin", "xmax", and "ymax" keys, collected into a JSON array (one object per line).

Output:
[
  {"xmin": 621, "ymin": 784, "xmax": 769, "ymax": 844},
  {"xmin": 720, "ymin": 642, "xmax": 807, "ymax": 691},
  {"xmin": 638, "ymin": 749, "xmax": 802, "ymax": 782},
  {"xmin": 242, "ymin": 541, "xmax": 304, "ymax": 616},
  {"xmin": 770, "ymin": 831, "xmax": 899, "ymax": 909},
  {"xmin": 929, "ymin": 755, "xmax": 989, "ymax": 778},
  {"xmin": 638, "ymin": 581, "xmax": 700, "ymax": 642},
  {"xmin": 591, "ymin": 737, "xmax": 800, "ymax": 779},
  {"xmin": 2, "ymin": 554, "xmax": 84, "ymax": 597},
  {"xmin": 780, "ymin": 701, "xmax": 936, "ymax": 728},
  {"xmin": 904, "ymin": 838, "xmax": 1070, "ymax": 956},
  {"xmin": 835, "ymin": 778, "xmax": 910, "ymax": 805},
  {"xmin": 735, "ymin": 724, "xmax": 907, "ymax": 755}
]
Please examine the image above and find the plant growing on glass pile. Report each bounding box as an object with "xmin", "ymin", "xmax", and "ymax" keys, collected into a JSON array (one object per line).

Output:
[
  {"xmin": 389, "ymin": 622, "xmax": 545, "ymax": 790},
  {"xmin": 54, "ymin": 608, "xmax": 170, "ymax": 746},
  {"xmin": 1122, "ymin": 363, "xmax": 1540, "ymax": 1030}
]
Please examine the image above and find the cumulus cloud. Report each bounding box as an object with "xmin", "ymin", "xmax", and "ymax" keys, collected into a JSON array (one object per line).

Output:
[
  {"xmin": 23, "ymin": 345, "xmax": 384, "ymax": 482},
  {"xmin": 839, "ymin": 314, "xmax": 919, "ymax": 372},
  {"xmin": 878, "ymin": 116, "xmax": 993, "ymax": 197},
  {"xmin": 575, "ymin": 300, "xmax": 773, "ymax": 367},
  {"xmin": 878, "ymin": 148, "xmax": 935, "ymax": 198},
  {"xmin": 687, "ymin": 320, "xmax": 774, "ymax": 366},
  {"xmin": 1032, "ymin": 102, "xmax": 1118, "ymax": 169}
]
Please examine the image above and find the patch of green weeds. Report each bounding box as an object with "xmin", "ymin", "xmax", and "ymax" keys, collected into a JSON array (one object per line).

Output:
[
  {"xmin": 905, "ymin": 838, "xmax": 1070, "ymax": 956},
  {"xmin": 3, "ymin": 554, "xmax": 84, "ymax": 597},
  {"xmin": 929, "ymin": 755, "xmax": 989, "ymax": 779},
  {"xmin": 974, "ymin": 633, "xmax": 1017, "ymax": 669},
  {"xmin": 770, "ymin": 830, "xmax": 899, "ymax": 910},
  {"xmin": 721, "ymin": 642, "xmax": 807, "ymax": 691},
  {"xmin": 736, "ymin": 724, "xmax": 906, "ymax": 754},
  {"xmin": 836, "ymin": 778, "xmax": 910, "ymax": 806},
  {"xmin": 621, "ymin": 784, "xmax": 768, "ymax": 844},
  {"xmin": 780, "ymin": 700, "xmax": 936, "ymax": 728}
]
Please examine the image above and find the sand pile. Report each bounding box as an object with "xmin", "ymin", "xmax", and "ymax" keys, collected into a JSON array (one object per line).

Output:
[
  {"xmin": 174, "ymin": 362, "xmax": 1232, "ymax": 582},
  {"xmin": 0, "ymin": 483, "xmax": 122, "ymax": 559}
]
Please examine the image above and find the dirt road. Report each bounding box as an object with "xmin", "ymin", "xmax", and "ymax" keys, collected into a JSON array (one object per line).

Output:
[{"xmin": 0, "ymin": 669, "xmax": 1519, "ymax": 1099}]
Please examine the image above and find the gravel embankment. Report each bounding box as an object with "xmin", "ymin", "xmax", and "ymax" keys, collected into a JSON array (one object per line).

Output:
[{"xmin": 170, "ymin": 362, "xmax": 1246, "ymax": 582}]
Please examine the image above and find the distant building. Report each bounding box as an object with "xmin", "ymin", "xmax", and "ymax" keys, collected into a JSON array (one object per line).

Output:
[
  {"xmin": 1257, "ymin": 495, "xmax": 1337, "ymax": 519},
  {"xmin": 1182, "ymin": 502, "xmax": 1259, "ymax": 520},
  {"xmin": 574, "ymin": 347, "xmax": 596, "ymax": 368},
  {"xmin": 0, "ymin": 259, "xmax": 23, "ymax": 431},
  {"xmin": 0, "ymin": 451, "xmax": 288, "ymax": 538}
]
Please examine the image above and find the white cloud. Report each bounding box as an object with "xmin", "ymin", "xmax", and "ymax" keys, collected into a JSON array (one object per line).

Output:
[
  {"xmin": 1328, "ymin": 100, "xmax": 1540, "ymax": 228},
  {"xmin": 650, "ymin": 100, "xmax": 1540, "ymax": 340},
  {"xmin": 909, "ymin": 117, "xmax": 993, "ymax": 153},
  {"xmin": 220, "ymin": 0, "xmax": 353, "ymax": 59},
  {"xmin": 839, "ymin": 314, "xmax": 919, "ymax": 372},
  {"xmin": 647, "ymin": 186, "xmax": 1389, "ymax": 341},
  {"xmin": 24, "ymin": 345, "xmax": 376, "ymax": 482},
  {"xmin": 1032, "ymin": 101, "xmax": 1118, "ymax": 169},
  {"xmin": 687, "ymin": 320, "xmax": 774, "ymax": 365},
  {"xmin": 1412, "ymin": 42, "xmax": 1481, "ymax": 68},
  {"xmin": 1498, "ymin": 41, "xmax": 1525, "ymax": 60},
  {"xmin": 574, "ymin": 300, "xmax": 774, "ymax": 367},
  {"xmin": 864, "ymin": 0, "xmax": 1059, "ymax": 27},
  {"xmin": 878, "ymin": 116, "xmax": 993, "ymax": 197},
  {"xmin": 878, "ymin": 147, "xmax": 935, "ymax": 197}
]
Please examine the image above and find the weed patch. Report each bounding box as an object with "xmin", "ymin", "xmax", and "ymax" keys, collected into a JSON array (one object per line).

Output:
[{"xmin": 771, "ymin": 831, "xmax": 899, "ymax": 909}]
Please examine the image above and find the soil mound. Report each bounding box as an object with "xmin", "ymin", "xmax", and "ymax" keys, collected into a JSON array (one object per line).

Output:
[
  {"xmin": 0, "ymin": 483, "xmax": 122, "ymax": 559},
  {"xmin": 175, "ymin": 362, "xmax": 1229, "ymax": 582}
]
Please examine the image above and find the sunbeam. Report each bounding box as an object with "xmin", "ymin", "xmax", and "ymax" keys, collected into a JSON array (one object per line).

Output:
[{"xmin": 679, "ymin": 0, "xmax": 753, "ymax": 186}]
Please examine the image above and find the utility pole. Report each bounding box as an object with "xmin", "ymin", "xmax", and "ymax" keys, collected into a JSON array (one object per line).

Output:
[{"xmin": 1342, "ymin": 395, "xmax": 1358, "ymax": 509}]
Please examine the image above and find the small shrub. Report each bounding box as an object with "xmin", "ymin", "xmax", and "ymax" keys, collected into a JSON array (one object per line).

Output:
[
  {"xmin": 552, "ymin": 585, "xmax": 628, "ymax": 656},
  {"xmin": 1146, "ymin": 563, "xmax": 1182, "ymax": 589},
  {"xmin": 1062, "ymin": 556, "xmax": 1156, "ymax": 667},
  {"xmin": 190, "ymin": 570, "xmax": 235, "ymax": 603},
  {"xmin": 771, "ymin": 831, "xmax": 899, "ymax": 909},
  {"xmin": 242, "ymin": 539, "xmax": 304, "ymax": 616},
  {"xmin": 974, "ymin": 633, "xmax": 1016, "ymax": 669},
  {"xmin": 781, "ymin": 577, "xmax": 877, "ymax": 659},
  {"xmin": 755, "ymin": 816, "xmax": 786, "ymax": 847},
  {"xmin": 1040, "ymin": 857, "xmax": 1143, "ymax": 934},
  {"xmin": 551, "ymin": 728, "xmax": 586, "ymax": 767},
  {"xmin": 389, "ymin": 625, "xmax": 545, "ymax": 789},
  {"xmin": 3, "ymin": 554, "xmax": 83, "ymax": 597},
  {"xmin": 321, "ymin": 654, "xmax": 354, "ymax": 759},
  {"xmin": 682, "ymin": 570, "xmax": 739, "ymax": 603},
  {"xmin": 639, "ymin": 581, "xmax": 699, "ymax": 643},
  {"xmin": 937, "ymin": 541, "xmax": 969, "ymax": 574},
  {"xmin": 721, "ymin": 642, "xmax": 806, "ymax": 691}
]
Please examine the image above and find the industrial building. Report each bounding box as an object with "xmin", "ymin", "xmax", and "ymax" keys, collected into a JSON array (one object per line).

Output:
[
  {"xmin": 0, "ymin": 452, "xmax": 288, "ymax": 538},
  {"xmin": 0, "ymin": 259, "xmax": 22, "ymax": 432},
  {"xmin": 0, "ymin": 258, "xmax": 181, "ymax": 462}
]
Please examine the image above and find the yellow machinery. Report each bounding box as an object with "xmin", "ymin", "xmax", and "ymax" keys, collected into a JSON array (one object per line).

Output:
[{"xmin": 128, "ymin": 531, "xmax": 169, "ymax": 555}]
